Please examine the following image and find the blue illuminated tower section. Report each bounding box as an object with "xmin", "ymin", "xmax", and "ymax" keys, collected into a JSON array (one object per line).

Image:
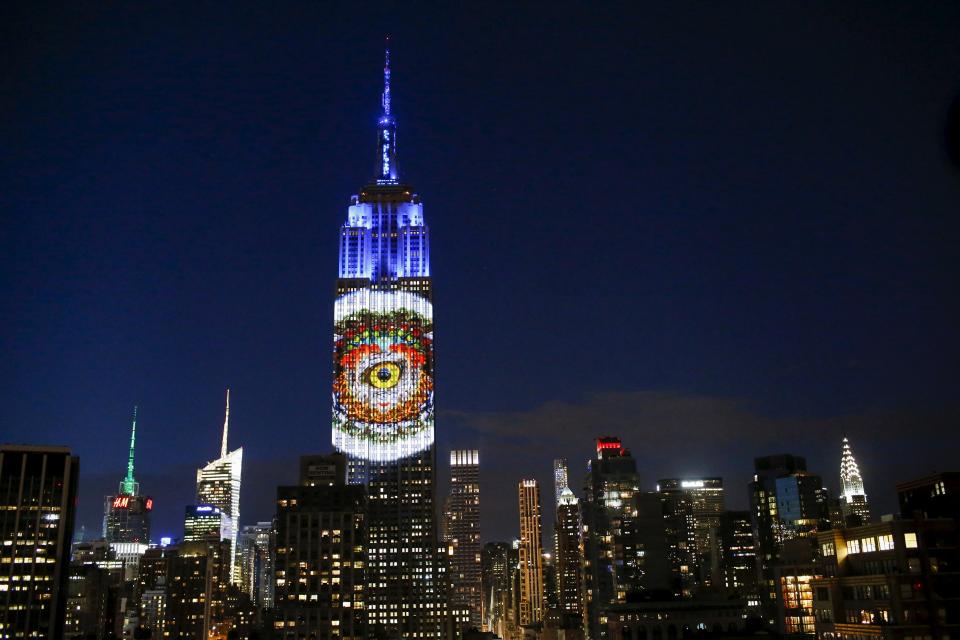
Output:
[{"xmin": 331, "ymin": 42, "xmax": 444, "ymax": 639}]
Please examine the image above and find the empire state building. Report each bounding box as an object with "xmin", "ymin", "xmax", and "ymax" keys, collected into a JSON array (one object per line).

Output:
[{"xmin": 331, "ymin": 44, "xmax": 445, "ymax": 639}]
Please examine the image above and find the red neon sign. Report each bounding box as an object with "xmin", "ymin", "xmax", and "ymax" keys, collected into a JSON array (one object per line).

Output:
[
  {"xmin": 112, "ymin": 496, "xmax": 130, "ymax": 509},
  {"xmin": 146, "ymin": 498, "xmax": 153, "ymax": 511}
]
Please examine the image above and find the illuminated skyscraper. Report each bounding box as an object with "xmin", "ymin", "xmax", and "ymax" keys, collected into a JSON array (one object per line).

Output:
[
  {"xmin": 330, "ymin": 42, "xmax": 444, "ymax": 639},
  {"xmin": 712, "ymin": 510, "xmax": 759, "ymax": 610},
  {"xmin": 481, "ymin": 542, "xmax": 512, "ymax": 634},
  {"xmin": 553, "ymin": 458, "xmax": 569, "ymax": 506},
  {"xmin": 237, "ymin": 522, "xmax": 274, "ymax": 608},
  {"xmin": 555, "ymin": 488, "xmax": 583, "ymax": 616},
  {"xmin": 657, "ymin": 477, "xmax": 725, "ymax": 594},
  {"xmin": 104, "ymin": 407, "xmax": 153, "ymax": 544},
  {"xmin": 447, "ymin": 450, "xmax": 482, "ymax": 631},
  {"xmin": 839, "ymin": 437, "xmax": 870, "ymax": 525},
  {"xmin": 162, "ymin": 538, "xmax": 232, "ymax": 640},
  {"xmin": 196, "ymin": 389, "xmax": 242, "ymax": 583},
  {"xmin": 518, "ymin": 479, "xmax": 545, "ymax": 626},
  {"xmin": 749, "ymin": 454, "xmax": 830, "ymax": 627},
  {"xmin": 582, "ymin": 437, "xmax": 645, "ymax": 640},
  {"xmin": 0, "ymin": 445, "xmax": 79, "ymax": 639},
  {"xmin": 273, "ymin": 459, "xmax": 366, "ymax": 639},
  {"xmin": 552, "ymin": 457, "xmax": 570, "ymax": 569},
  {"xmin": 183, "ymin": 504, "xmax": 233, "ymax": 542}
]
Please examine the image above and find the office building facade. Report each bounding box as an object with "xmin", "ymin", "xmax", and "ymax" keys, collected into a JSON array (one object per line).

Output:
[
  {"xmin": 447, "ymin": 450, "xmax": 482, "ymax": 630},
  {"xmin": 812, "ymin": 518, "xmax": 959, "ymax": 640},
  {"xmin": 897, "ymin": 472, "xmax": 960, "ymax": 520},
  {"xmin": 273, "ymin": 470, "xmax": 366, "ymax": 640},
  {"xmin": 555, "ymin": 488, "xmax": 584, "ymax": 617},
  {"xmin": 582, "ymin": 437, "xmax": 645, "ymax": 639},
  {"xmin": 712, "ymin": 510, "xmax": 760, "ymax": 609},
  {"xmin": 657, "ymin": 477, "xmax": 725, "ymax": 593},
  {"xmin": 481, "ymin": 541, "xmax": 515, "ymax": 637},
  {"xmin": 749, "ymin": 454, "xmax": 830, "ymax": 625},
  {"xmin": 237, "ymin": 521, "xmax": 275, "ymax": 608},
  {"xmin": 0, "ymin": 445, "xmax": 79, "ymax": 640}
]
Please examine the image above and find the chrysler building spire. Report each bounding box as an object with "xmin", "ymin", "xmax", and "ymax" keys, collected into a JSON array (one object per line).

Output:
[{"xmin": 839, "ymin": 436, "xmax": 871, "ymax": 524}]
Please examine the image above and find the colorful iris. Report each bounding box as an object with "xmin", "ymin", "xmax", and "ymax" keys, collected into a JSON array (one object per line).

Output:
[{"xmin": 366, "ymin": 361, "xmax": 403, "ymax": 389}]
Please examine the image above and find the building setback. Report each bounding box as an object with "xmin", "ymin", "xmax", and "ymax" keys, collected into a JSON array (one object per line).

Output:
[{"xmin": 0, "ymin": 444, "xmax": 79, "ymax": 640}]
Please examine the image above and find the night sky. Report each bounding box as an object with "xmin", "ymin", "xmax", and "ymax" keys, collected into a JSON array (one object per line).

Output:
[{"xmin": 3, "ymin": 3, "xmax": 959, "ymax": 543}]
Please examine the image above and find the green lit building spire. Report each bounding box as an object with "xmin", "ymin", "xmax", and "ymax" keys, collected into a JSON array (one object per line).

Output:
[{"xmin": 120, "ymin": 406, "xmax": 139, "ymax": 496}]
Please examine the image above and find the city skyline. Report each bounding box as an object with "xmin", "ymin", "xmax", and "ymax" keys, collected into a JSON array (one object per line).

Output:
[{"xmin": 4, "ymin": 3, "xmax": 960, "ymax": 546}]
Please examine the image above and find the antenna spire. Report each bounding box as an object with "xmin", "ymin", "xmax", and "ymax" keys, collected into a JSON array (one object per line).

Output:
[
  {"xmin": 374, "ymin": 37, "xmax": 399, "ymax": 183},
  {"xmin": 382, "ymin": 36, "xmax": 391, "ymax": 116},
  {"xmin": 221, "ymin": 389, "xmax": 230, "ymax": 458},
  {"xmin": 120, "ymin": 406, "xmax": 139, "ymax": 495}
]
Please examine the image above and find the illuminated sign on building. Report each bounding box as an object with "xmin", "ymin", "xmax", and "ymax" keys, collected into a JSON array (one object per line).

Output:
[
  {"xmin": 332, "ymin": 289, "xmax": 434, "ymax": 461},
  {"xmin": 110, "ymin": 495, "xmax": 153, "ymax": 510},
  {"xmin": 681, "ymin": 480, "xmax": 706, "ymax": 488},
  {"xmin": 596, "ymin": 437, "xmax": 624, "ymax": 457}
]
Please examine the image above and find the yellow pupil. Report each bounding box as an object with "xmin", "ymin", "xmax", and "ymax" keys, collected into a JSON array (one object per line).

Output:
[{"xmin": 367, "ymin": 362, "xmax": 402, "ymax": 389}]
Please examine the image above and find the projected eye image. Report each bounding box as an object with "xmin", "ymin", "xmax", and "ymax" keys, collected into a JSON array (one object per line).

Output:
[{"xmin": 332, "ymin": 290, "xmax": 434, "ymax": 461}]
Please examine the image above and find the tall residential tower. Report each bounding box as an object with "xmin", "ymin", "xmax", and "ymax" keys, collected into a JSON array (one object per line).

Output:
[
  {"xmin": 555, "ymin": 488, "xmax": 583, "ymax": 616},
  {"xmin": 447, "ymin": 450, "xmax": 482, "ymax": 631},
  {"xmin": 330, "ymin": 43, "xmax": 444, "ymax": 639},
  {"xmin": 518, "ymin": 479, "xmax": 545, "ymax": 627}
]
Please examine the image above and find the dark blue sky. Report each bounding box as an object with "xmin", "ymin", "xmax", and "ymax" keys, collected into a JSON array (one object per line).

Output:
[{"xmin": 2, "ymin": 2, "xmax": 959, "ymax": 542}]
